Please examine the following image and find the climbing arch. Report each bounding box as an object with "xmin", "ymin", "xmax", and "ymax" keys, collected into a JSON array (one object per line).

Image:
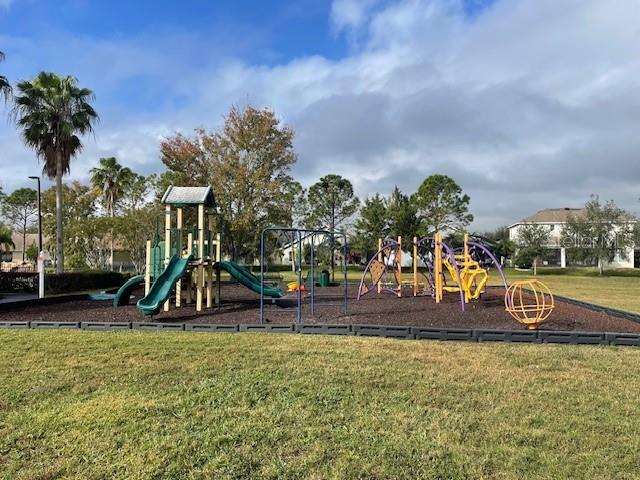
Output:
[{"xmin": 357, "ymin": 237, "xmax": 403, "ymax": 300}]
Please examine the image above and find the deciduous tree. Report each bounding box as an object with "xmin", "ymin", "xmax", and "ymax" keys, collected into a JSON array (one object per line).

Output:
[
  {"xmin": 115, "ymin": 206, "xmax": 159, "ymax": 274},
  {"xmin": 516, "ymin": 223, "xmax": 550, "ymax": 275},
  {"xmin": 304, "ymin": 174, "xmax": 359, "ymax": 279},
  {"xmin": 41, "ymin": 181, "xmax": 98, "ymax": 267},
  {"xmin": 304, "ymin": 174, "xmax": 360, "ymax": 231},
  {"xmin": 71, "ymin": 217, "xmax": 113, "ymax": 270},
  {"xmin": 121, "ymin": 173, "xmax": 153, "ymax": 211},
  {"xmin": 1, "ymin": 188, "xmax": 37, "ymax": 261},
  {"xmin": 282, "ymin": 179, "xmax": 306, "ymax": 229},
  {"xmin": 414, "ymin": 174, "xmax": 473, "ymax": 235},
  {"xmin": 351, "ymin": 194, "xmax": 388, "ymax": 260},
  {"xmin": 481, "ymin": 226, "xmax": 516, "ymax": 262},
  {"xmin": 386, "ymin": 186, "xmax": 420, "ymax": 242},
  {"xmin": 160, "ymin": 105, "xmax": 297, "ymax": 261}
]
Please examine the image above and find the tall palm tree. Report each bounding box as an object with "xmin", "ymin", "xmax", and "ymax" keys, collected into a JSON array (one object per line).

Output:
[
  {"xmin": 90, "ymin": 157, "xmax": 133, "ymax": 217},
  {"xmin": 90, "ymin": 157, "xmax": 133, "ymax": 270},
  {"xmin": 0, "ymin": 51, "xmax": 11, "ymax": 101},
  {"xmin": 13, "ymin": 72, "xmax": 98, "ymax": 273}
]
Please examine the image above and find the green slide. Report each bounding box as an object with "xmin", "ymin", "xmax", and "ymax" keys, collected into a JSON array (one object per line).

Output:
[
  {"xmin": 113, "ymin": 274, "xmax": 145, "ymax": 307},
  {"xmin": 218, "ymin": 261, "xmax": 283, "ymax": 298},
  {"xmin": 137, "ymin": 255, "xmax": 193, "ymax": 316}
]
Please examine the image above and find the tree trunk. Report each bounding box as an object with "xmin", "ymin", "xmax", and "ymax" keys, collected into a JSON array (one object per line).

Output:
[
  {"xmin": 330, "ymin": 201, "xmax": 335, "ymax": 283},
  {"xmin": 598, "ymin": 258, "xmax": 604, "ymax": 276},
  {"xmin": 22, "ymin": 219, "xmax": 26, "ymax": 262},
  {"xmin": 533, "ymin": 256, "xmax": 537, "ymax": 276},
  {"xmin": 55, "ymin": 162, "xmax": 64, "ymax": 274},
  {"xmin": 230, "ymin": 236, "xmax": 236, "ymax": 263},
  {"xmin": 110, "ymin": 208, "xmax": 114, "ymax": 272}
]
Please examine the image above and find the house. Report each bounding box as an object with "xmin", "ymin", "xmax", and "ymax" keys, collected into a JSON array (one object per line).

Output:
[
  {"xmin": 278, "ymin": 233, "xmax": 414, "ymax": 267},
  {"xmin": 508, "ymin": 208, "xmax": 636, "ymax": 268},
  {"xmin": 0, "ymin": 231, "xmax": 137, "ymax": 272},
  {"xmin": 7, "ymin": 232, "xmax": 40, "ymax": 263},
  {"xmin": 278, "ymin": 231, "xmax": 345, "ymax": 266},
  {"xmin": 0, "ymin": 232, "xmax": 43, "ymax": 271}
]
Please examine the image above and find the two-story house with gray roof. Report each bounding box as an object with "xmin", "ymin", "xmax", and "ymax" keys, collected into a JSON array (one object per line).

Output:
[{"xmin": 508, "ymin": 208, "xmax": 635, "ymax": 268}]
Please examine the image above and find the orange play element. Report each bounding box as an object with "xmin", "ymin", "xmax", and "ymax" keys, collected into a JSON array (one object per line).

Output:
[
  {"xmin": 287, "ymin": 281, "xmax": 306, "ymax": 292},
  {"xmin": 505, "ymin": 280, "xmax": 555, "ymax": 329}
]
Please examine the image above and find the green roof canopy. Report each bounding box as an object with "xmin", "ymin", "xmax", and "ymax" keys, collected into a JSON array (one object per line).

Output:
[{"xmin": 161, "ymin": 186, "xmax": 216, "ymax": 208}]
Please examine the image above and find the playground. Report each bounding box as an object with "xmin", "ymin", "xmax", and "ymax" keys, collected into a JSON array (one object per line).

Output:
[
  {"xmin": 4, "ymin": 283, "xmax": 640, "ymax": 334},
  {"xmin": 4, "ymin": 185, "xmax": 640, "ymax": 336}
]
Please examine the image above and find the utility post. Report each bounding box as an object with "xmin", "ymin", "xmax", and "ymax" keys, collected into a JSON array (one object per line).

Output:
[{"xmin": 28, "ymin": 176, "xmax": 44, "ymax": 298}]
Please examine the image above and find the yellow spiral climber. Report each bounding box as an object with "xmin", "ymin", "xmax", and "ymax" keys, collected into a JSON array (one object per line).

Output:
[{"xmin": 505, "ymin": 280, "xmax": 555, "ymax": 329}]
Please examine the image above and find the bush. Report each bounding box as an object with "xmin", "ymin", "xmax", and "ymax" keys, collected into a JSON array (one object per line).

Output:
[
  {"xmin": 45, "ymin": 270, "xmax": 130, "ymax": 294},
  {"xmin": 514, "ymin": 250, "xmax": 534, "ymax": 269},
  {"xmin": 0, "ymin": 272, "xmax": 38, "ymax": 292}
]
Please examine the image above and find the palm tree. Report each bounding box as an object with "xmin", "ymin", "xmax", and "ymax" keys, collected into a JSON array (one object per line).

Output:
[
  {"xmin": 0, "ymin": 223, "xmax": 14, "ymax": 257},
  {"xmin": 90, "ymin": 157, "xmax": 133, "ymax": 270},
  {"xmin": 13, "ymin": 72, "xmax": 98, "ymax": 273},
  {"xmin": 0, "ymin": 51, "xmax": 11, "ymax": 101},
  {"xmin": 90, "ymin": 157, "xmax": 133, "ymax": 217}
]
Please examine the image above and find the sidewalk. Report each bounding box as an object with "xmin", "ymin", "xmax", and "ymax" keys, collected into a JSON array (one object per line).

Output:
[{"xmin": 0, "ymin": 293, "xmax": 38, "ymax": 304}]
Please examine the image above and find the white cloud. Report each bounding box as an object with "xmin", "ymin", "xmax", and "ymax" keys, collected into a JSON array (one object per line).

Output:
[
  {"xmin": 330, "ymin": 0, "xmax": 382, "ymax": 32},
  {"xmin": 2, "ymin": 0, "xmax": 640, "ymax": 230}
]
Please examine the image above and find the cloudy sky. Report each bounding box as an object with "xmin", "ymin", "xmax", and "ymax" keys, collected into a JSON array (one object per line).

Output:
[{"xmin": 1, "ymin": 0, "xmax": 639, "ymax": 230}]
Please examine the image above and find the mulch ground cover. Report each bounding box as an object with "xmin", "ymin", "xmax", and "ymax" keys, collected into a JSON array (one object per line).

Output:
[{"xmin": 2, "ymin": 282, "xmax": 640, "ymax": 333}]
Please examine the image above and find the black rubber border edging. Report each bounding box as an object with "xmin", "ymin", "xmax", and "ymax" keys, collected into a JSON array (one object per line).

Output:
[{"xmin": 0, "ymin": 320, "xmax": 639, "ymax": 347}]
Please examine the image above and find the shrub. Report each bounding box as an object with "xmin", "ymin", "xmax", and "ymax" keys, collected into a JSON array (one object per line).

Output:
[
  {"xmin": 0, "ymin": 272, "xmax": 38, "ymax": 292},
  {"xmin": 1, "ymin": 270, "xmax": 130, "ymax": 294},
  {"xmin": 514, "ymin": 250, "xmax": 534, "ymax": 269}
]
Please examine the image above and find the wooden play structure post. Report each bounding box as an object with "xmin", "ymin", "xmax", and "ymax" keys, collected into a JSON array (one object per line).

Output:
[
  {"xmin": 164, "ymin": 204, "xmax": 171, "ymax": 312},
  {"xmin": 196, "ymin": 204, "xmax": 204, "ymax": 312},
  {"xmin": 434, "ymin": 232, "xmax": 443, "ymax": 303},
  {"xmin": 186, "ymin": 232, "xmax": 193, "ymax": 304},
  {"xmin": 463, "ymin": 233, "xmax": 469, "ymax": 258},
  {"xmin": 144, "ymin": 240, "xmax": 151, "ymax": 296},
  {"xmin": 206, "ymin": 212, "xmax": 214, "ymax": 308},
  {"xmin": 215, "ymin": 232, "xmax": 221, "ymax": 306},
  {"xmin": 175, "ymin": 208, "xmax": 183, "ymax": 307},
  {"xmin": 463, "ymin": 233, "xmax": 469, "ymax": 304},
  {"xmin": 413, "ymin": 236, "xmax": 418, "ymax": 297}
]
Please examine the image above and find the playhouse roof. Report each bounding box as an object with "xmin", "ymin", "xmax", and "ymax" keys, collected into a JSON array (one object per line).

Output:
[{"xmin": 161, "ymin": 186, "xmax": 216, "ymax": 208}]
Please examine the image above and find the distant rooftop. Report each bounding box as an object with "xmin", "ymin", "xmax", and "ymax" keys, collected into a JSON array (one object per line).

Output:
[
  {"xmin": 10, "ymin": 232, "xmax": 40, "ymax": 252},
  {"xmin": 161, "ymin": 186, "xmax": 216, "ymax": 208},
  {"xmin": 519, "ymin": 208, "xmax": 587, "ymax": 224}
]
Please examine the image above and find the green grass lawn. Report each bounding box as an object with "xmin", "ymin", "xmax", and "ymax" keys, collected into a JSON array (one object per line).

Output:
[{"xmin": 1, "ymin": 330, "xmax": 640, "ymax": 479}]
